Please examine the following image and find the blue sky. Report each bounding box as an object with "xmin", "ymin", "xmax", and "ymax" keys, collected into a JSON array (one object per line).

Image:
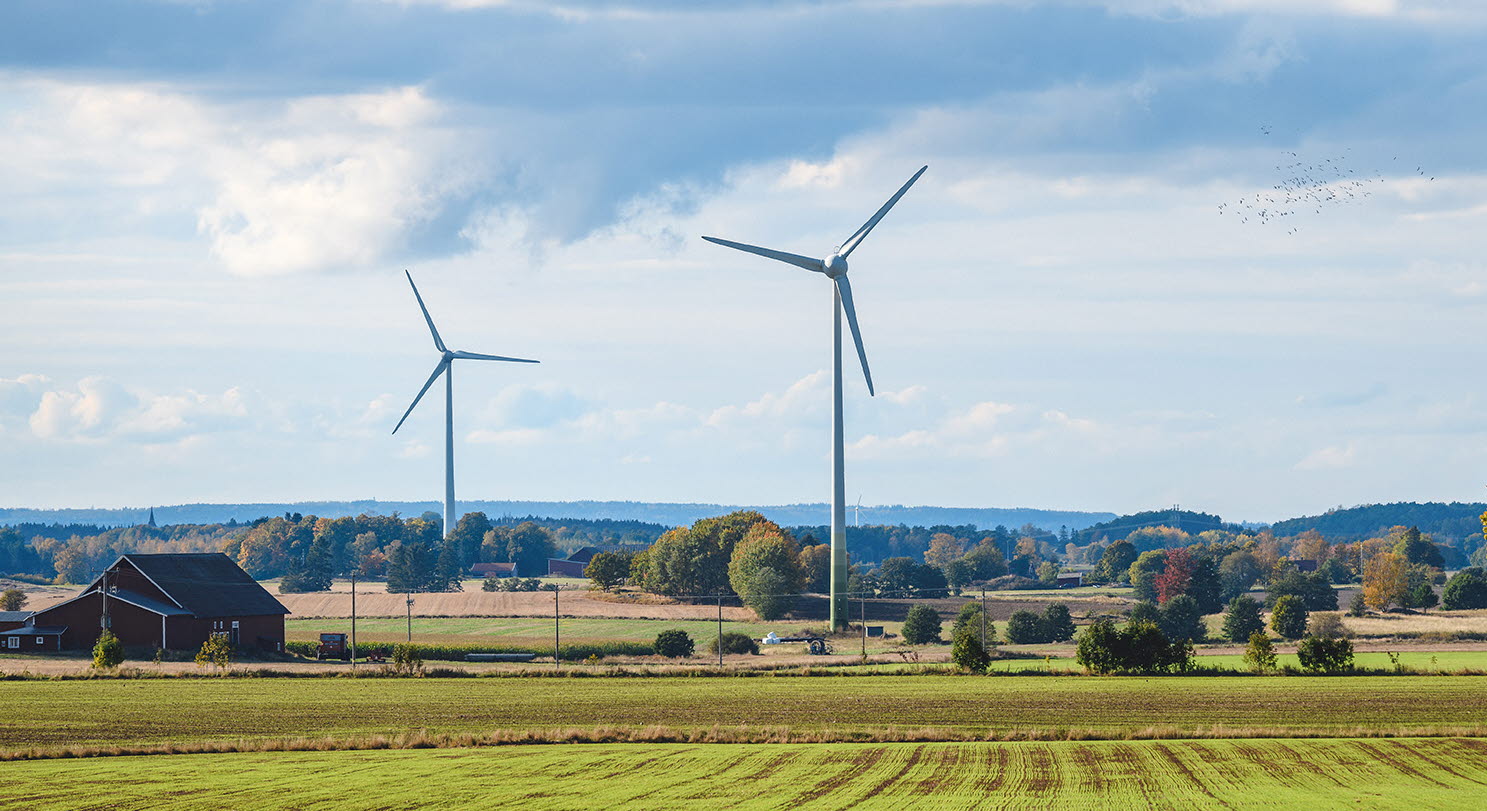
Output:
[{"xmin": 2, "ymin": 0, "xmax": 1485, "ymax": 522}]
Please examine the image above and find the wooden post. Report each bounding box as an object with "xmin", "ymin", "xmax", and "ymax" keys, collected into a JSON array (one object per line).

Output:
[
  {"xmin": 717, "ymin": 594, "xmax": 723, "ymax": 667},
  {"xmin": 554, "ymin": 586, "xmax": 560, "ymax": 669},
  {"xmin": 860, "ymin": 596, "xmax": 866, "ymax": 658},
  {"xmin": 406, "ymin": 593, "xmax": 412, "ymax": 642}
]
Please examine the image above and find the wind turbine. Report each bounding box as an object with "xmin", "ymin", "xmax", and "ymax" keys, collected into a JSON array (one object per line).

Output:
[
  {"xmin": 392, "ymin": 270, "xmax": 538, "ymax": 538},
  {"xmin": 854, "ymin": 495, "xmax": 862, "ymax": 528},
  {"xmin": 703, "ymin": 165, "xmax": 926, "ymax": 630}
]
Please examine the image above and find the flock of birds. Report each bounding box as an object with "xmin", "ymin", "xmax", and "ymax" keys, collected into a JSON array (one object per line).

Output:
[{"xmin": 1219, "ymin": 126, "xmax": 1433, "ymax": 235}]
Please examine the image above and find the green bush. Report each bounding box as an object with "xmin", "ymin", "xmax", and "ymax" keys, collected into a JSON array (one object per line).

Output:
[
  {"xmin": 392, "ymin": 643, "xmax": 425, "ymax": 676},
  {"xmin": 900, "ymin": 605, "xmax": 943, "ymax": 645},
  {"xmin": 92, "ymin": 630, "xmax": 124, "ymax": 669},
  {"xmin": 654, "ymin": 629, "xmax": 695, "ymax": 658},
  {"xmin": 1221, "ymin": 596, "xmax": 1265, "ymax": 643},
  {"xmin": 1042, "ymin": 603, "xmax": 1076, "ymax": 642},
  {"xmin": 1243, "ymin": 631, "xmax": 1277, "ymax": 674},
  {"xmin": 1157, "ymin": 594, "xmax": 1205, "ymax": 643},
  {"xmin": 1269, "ymin": 595, "xmax": 1308, "ymax": 640},
  {"xmin": 1074, "ymin": 619, "xmax": 1192, "ymax": 675},
  {"xmin": 705, "ymin": 631, "xmax": 759, "ymax": 656},
  {"xmin": 1442, "ymin": 568, "xmax": 1487, "ymax": 610},
  {"xmin": 1296, "ymin": 635, "xmax": 1354, "ymax": 673},
  {"xmin": 950, "ymin": 625, "xmax": 990, "ymax": 673},
  {"xmin": 1004, "ymin": 610, "xmax": 1046, "ymax": 644}
]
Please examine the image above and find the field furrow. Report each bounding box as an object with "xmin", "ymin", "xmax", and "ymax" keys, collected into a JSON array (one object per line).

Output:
[{"xmin": 6, "ymin": 739, "xmax": 1487, "ymax": 810}]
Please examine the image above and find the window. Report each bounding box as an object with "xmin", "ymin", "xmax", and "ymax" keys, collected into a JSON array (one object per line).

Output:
[
  {"xmin": 36, "ymin": 637, "xmax": 44, "ymax": 645},
  {"xmin": 6, "ymin": 637, "xmax": 16, "ymax": 649}
]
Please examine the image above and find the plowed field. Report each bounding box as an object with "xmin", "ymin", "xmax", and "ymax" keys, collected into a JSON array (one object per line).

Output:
[{"xmin": 8, "ymin": 738, "xmax": 1487, "ymax": 810}]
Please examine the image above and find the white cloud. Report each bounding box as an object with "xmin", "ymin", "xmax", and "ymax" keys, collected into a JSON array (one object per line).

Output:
[
  {"xmin": 1, "ymin": 80, "xmax": 479, "ymax": 276},
  {"xmin": 21, "ymin": 376, "xmax": 255, "ymax": 443}
]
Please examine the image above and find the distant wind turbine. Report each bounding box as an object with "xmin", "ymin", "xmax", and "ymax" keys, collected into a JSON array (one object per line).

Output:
[
  {"xmin": 392, "ymin": 271, "xmax": 538, "ymax": 538},
  {"xmin": 703, "ymin": 165, "xmax": 927, "ymax": 630},
  {"xmin": 854, "ymin": 495, "xmax": 862, "ymax": 527}
]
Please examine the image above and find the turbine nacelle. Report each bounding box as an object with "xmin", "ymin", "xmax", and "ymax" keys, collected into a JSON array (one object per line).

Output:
[{"xmin": 700, "ymin": 164, "xmax": 927, "ymax": 400}]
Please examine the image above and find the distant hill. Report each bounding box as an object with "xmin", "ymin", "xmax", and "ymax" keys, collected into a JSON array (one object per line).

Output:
[
  {"xmin": 1070, "ymin": 509, "xmax": 1244, "ymax": 545},
  {"xmin": 0, "ymin": 500, "xmax": 1115, "ymax": 534},
  {"xmin": 1270, "ymin": 502, "xmax": 1487, "ymax": 543}
]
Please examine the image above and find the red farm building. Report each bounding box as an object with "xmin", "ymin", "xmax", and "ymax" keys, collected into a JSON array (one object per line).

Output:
[
  {"xmin": 547, "ymin": 546, "xmax": 602, "ymax": 577},
  {"xmin": 22, "ymin": 553, "xmax": 290, "ymax": 653}
]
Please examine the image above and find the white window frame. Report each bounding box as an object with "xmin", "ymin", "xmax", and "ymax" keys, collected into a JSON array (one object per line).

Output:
[
  {"xmin": 35, "ymin": 636, "xmax": 44, "ymax": 645},
  {"xmin": 6, "ymin": 637, "xmax": 17, "ymax": 649}
]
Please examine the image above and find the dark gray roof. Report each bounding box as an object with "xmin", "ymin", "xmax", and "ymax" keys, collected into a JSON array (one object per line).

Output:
[
  {"xmin": 123, "ymin": 553, "xmax": 289, "ymax": 617},
  {"xmin": 566, "ymin": 546, "xmax": 603, "ymax": 563},
  {"xmin": 0, "ymin": 625, "xmax": 65, "ymax": 636},
  {"xmin": 108, "ymin": 588, "xmax": 193, "ymax": 617},
  {"xmin": 0, "ymin": 611, "xmax": 31, "ymax": 623}
]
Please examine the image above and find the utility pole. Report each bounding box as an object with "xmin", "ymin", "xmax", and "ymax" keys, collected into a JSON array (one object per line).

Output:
[
  {"xmin": 350, "ymin": 570, "xmax": 358, "ymax": 671},
  {"xmin": 553, "ymin": 586, "xmax": 560, "ymax": 669},
  {"xmin": 406, "ymin": 593, "xmax": 413, "ymax": 642},
  {"xmin": 860, "ymin": 596, "xmax": 866, "ymax": 659},
  {"xmin": 99, "ymin": 567, "xmax": 110, "ymax": 635},
  {"xmin": 717, "ymin": 594, "xmax": 723, "ymax": 667}
]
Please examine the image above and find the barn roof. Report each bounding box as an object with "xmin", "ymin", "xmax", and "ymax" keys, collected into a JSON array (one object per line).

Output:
[
  {"xmin": 0, "ymin": 625, "xmax": 66, "ymax": 636},
  {"xmin": 118, "ymin": 553, "xmax": 289, "ymax": 617},
  {"xmin": 566, "ymin": 546, "xmax": 602, "ymax": 563},
  {"xmin": 108, "ymin": 588, "xmax": 193, "ymax": 617},
  {"xmin": 0, "ymin": 611, "xmax": 31, "ymax": 623}
]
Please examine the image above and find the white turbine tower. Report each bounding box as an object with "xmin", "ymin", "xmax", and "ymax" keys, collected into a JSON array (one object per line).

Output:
[
  {"xmin": 703, "ymin": 165, "xmax": 926, "ymax": 630},
  {"xmin": 392, "ymin": 270, "xmax": 538, "ymax": 538}
]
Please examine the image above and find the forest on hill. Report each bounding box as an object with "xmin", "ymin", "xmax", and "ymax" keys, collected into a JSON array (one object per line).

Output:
[{"xmin": 1270, "ymin": 502, "xmax": 1487, "ymax": 543}]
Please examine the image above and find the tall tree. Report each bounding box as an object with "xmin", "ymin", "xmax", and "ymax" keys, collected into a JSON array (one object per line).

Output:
[{"xmin": 728, "ymin": 525, "xmax": 804, "ymax": 620}]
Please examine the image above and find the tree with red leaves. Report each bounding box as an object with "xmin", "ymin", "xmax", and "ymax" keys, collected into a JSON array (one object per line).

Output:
[{"xmin": 1154, "ymin": 547, "xmax": 1196, "ymax": 604}]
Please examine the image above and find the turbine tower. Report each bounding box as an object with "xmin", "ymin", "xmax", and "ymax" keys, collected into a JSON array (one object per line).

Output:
[
  {"xmin": 392, "ymin": 270, "xmax": 538, "ymax": 538},
  {"xmin": 703, "ymin": 165, "xmax": 926, "ymax": 630}
]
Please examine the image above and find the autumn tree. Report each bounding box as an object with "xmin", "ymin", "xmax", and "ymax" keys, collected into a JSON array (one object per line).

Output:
[
  {"xmin": 1, "ymin": 588, "xmax": 27, "ymax": 612},
  {"xmin": 797, "ymin": 544, "xmax": 831, "ymax": 593},
  {"xmin": 1153, "ymin": 547, "xmax": 1195, "ymax": 604},
  {"xmin": 1363, "ymin": 552, "xmax": 1410, "ymax": 611},
  {"xmin": 924, "ymin": 533, "xmax": 966, "ymax": 571},
  {"xmin": 728, "ymin": 525, "xmax": 805, "ymax": 620}
]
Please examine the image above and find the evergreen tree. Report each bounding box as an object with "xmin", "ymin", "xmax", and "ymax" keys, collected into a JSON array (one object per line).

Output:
[
  {"xmin": 1043, "ymin": 603, "xmax": 1076, "ymax": 642},
  {"xmin": 901, "ymin": 604, "xmax": 943, "ymax": 645},
  {"xmin": 1221, "ymin": 595, "xmax": 1265, "ymax": 643},
  {"xmin": 1158, "ymin": 594, "xmax": 1205, "ymax": 642},
  {"xmin": 1270, "ymin": 595, "xmax": 1308, "ymax": 639}
]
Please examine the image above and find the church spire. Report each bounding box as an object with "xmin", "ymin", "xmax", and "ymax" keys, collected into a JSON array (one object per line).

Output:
[{"xmin": 147, "ymin": 507, "xmax": 157, "ymax": 528}]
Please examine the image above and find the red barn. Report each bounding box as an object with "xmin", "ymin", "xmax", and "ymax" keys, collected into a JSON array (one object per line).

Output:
[{"xmin": 25, "ymin": 553, "xmax": 290, "ymax": 652}]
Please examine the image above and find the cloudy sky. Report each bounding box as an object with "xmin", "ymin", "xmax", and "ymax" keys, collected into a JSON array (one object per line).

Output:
[{"xmin": 2, "ymin": 0, "xmax": 1485, "ymax": 522}]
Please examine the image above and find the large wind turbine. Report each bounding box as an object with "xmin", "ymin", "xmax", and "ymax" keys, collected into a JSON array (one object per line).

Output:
[
  {"xmin": 703, "ymin": 165, "xmax": 926, "ymax": 630},
  {"xmin": 393, "ymin": 270, "xmax": 538, "ymax": 538}
]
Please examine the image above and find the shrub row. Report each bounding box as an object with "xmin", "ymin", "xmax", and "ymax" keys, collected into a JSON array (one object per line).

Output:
[{"xmin": 284, "ymin": 640, "xmax": 653, "ymax": 661}]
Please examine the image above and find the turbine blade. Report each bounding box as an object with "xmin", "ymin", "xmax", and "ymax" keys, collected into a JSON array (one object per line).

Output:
[
  {"xmin": 701, "ymin": 236, "xmax": 824, "ymax": 273},
  {"xmin": 835, "ymin": 276, "xmax": 874, "ymax": 396},
  {"xmin": 392, "ymin": 358, "xmax": 449, "ymax": 434},
  {"xmin": 450, "ymin": 350, "xmax": 540, "ymax": 364},
  {"xmin": 838, "ymin": 165, "xmax": 927, "ymax": 258},
  {"xmin": 405, "ymin": 270, "xmax": 447, "ymax": 353}
]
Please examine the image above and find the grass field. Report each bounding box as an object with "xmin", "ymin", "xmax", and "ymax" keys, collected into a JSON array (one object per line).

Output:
[
  {"xmin": 4, "ymin": 675, "xmax": 1485, "ymax": 754},
  {"xmin": 286, "ymin": 616, "xmax": 835, "ymax": 648},
  {"xmin": 7, "ymin": 738, "xmax": 1486, "ymax": 810}
]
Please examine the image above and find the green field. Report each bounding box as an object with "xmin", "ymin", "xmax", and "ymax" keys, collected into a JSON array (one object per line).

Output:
[
  {"xmin": 286, "ymin": 616, "xmax": 824, "ymax": 647},
  {"xmin": 7, "ymin": 738, "xmax": 1486, "ymax": 810},
  {"xmin": 3, "ymin": 676, "xmax": 1485, "ymax": 753}
]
